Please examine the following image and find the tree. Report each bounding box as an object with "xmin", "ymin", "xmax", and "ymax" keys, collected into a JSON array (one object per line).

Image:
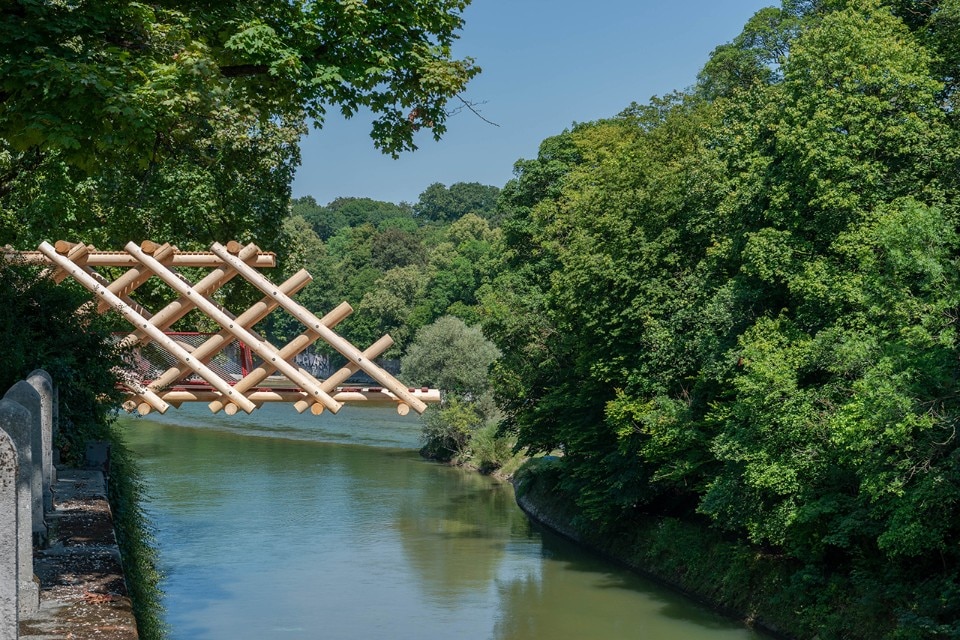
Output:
[
  {"xmin": 413, "ymin": 182, "xmax": 500, "ymax": 222},
  {"xmin": 402, "ymin": 316, "xmax": 500, "ymax": 396},
  {"xmin": 356, "ymin": 265, "xmax": 429, "ymax": 354},
  {"xmin": 401, "ymin": 316, "xmax": 500, "ymax": 461},
  {"xmin": 0, "ymin": 0, "xmax": 478, "ymax": 249},
  {"xmin": 486, "ymin": 2, "xmax": 960, "ymax": 635},
  {"xmin": 0, "ymin": 0, "xmax": 478, "ymax": 164},
  {"xmin": 370, "ymin": 227, "xmax": 427, "ymax": 271},
  {"xmin": 697, "ymin": 6, "xmax": 799, "ymax": 99}
]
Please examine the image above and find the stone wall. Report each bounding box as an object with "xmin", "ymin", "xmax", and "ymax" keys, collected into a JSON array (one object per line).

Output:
[
  {"xmin": 0, "ymin": 371, "xmax": 55, "ymax": 638},
  {"xmin": 0, "ymin": 371, "xmax": 136, "ymax": 640}
]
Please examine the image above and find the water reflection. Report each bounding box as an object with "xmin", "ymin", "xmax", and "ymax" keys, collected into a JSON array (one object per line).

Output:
[
  {"xmin": 120, "ymin": 405, "xmax": 762, "ymax": 640},
  {"xmin": 394, "ymin": 469, "xmax": 517, "ymax": 600}
]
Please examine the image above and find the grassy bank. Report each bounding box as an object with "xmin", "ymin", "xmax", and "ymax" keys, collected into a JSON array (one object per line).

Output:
[
  {"xmin": 512, "ymin": 457, "xmax": 917, "ymax": 640},
  {"xmin": 105, "ymin": 425, "xmax": 166, "ymax": 640}
]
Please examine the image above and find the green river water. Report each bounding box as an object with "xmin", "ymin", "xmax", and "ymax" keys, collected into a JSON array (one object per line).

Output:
[{"xmin": 119, "ymin": 404, "xmax": 763, "ymax": 640}]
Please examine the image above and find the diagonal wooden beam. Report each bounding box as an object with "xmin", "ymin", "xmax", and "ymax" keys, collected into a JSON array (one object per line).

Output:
[
  {"xmin": 51, "ymin": 242, "xmax": 155, "ymax": 320},
  {"xmin": 154, "ymin": 269, "xmax": 315, "ymax": 399},
  {"xmin": 292, "ymin": 334, "xmax": 395, "ymax": 414},
  {"xmin": 125, "ymin": 242, "xmax": 343, "ymax": 414},
  {"xmin": 94, "ymin": 242, "xmax": 177, "ymax": 314},
  {"xmin": 208, "ymin": 300, "xmax": 353, "ymax": 414},
  {"xmin": 38, "ymin": 241, "xmax": 256, "ymax": 414},
  {"xmin": 51, "ymin": 242, "xmax": 90, "ymax": 284},
  {"xmin": 119, "ymin": 242, "xmax": 260, "ymax": 347},
  {"xmin": 209, "ymin": 242, "xmax": 427, "ymax": 414}
]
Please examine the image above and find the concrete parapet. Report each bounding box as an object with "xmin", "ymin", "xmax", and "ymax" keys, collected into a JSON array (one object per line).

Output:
[
  {"xmin": 0, "ymin": 428, "xmax": 18, "ymax": 640},
  {"xmin": 0, "ymin": 398, "xmax": 39, "ymax": 617},
  {"xmin": 26, "ymin": 371, "xmax": 54, "ymax": 512},
  {"xmin": 0, "ymin": 373, "xmax": 137, "ymax": 639},
  {"xmin": 4, "ymin": 382, "xmax": 45, "ymax": 547}
]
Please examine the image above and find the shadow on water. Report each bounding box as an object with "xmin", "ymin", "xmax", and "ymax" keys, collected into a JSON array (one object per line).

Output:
[{"xmin": 523, "ymin": 522, "xmax": 766, "ymax": 636}]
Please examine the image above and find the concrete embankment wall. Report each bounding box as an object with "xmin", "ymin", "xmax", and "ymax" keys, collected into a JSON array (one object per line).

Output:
[{"xmin": 0, "ymin": 371, "xmax": 138, "ymax": 640}]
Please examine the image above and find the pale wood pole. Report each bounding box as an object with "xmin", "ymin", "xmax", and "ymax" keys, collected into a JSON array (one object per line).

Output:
[
  {"xmin": 92, "ymin": 240, "xmax": 251, "ymax": 414},
  {"xmin": 8, "ymin": 249, "xmax": 277, "ymax": 268},
  {"xmin": 160, "ymin": 387, "xmax": 441, "ymax": 406},
  {"xmin": 209, "ymin": 301, "xmax": 354, "ymax": 414},
  {"xmin": 37, "ymin": 241, "xmax": 256, "ymax": 414},
  {"xmin": 47, "ymin": 243, "xmax": 171, "ymax": 413},
  {"xmin": 116, "ymin": 242, "xmax": 260, "ymax": 343},
  {"xmin": 91, "ymin": 242, "xmax": 177, "ymax": 314},
  {"xmin": 52, "ymin": 242, "xmax": 155, "ymax": 320},
  {"xmin": 154, "ymin": 269, "xmax": 315, "ymax": 402},
  {"xmin": 209, "ymin": 242, "xmax": 428, "ymax": 414},
  {"xmin": 292, "ymin": 334, "xmax": 395, "ymax": 414},
  {"xmin": 124, "ymin": 242, "xmax": 344, "ymax": 414}
]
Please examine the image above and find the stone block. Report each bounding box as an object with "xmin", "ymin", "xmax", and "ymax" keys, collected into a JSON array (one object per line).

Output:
[
  {"xmin": 0, "ymin": 398, "xmax": 38, "ymax": 616},
  {"xmin": 4, "ymin": 381, "xmax": 45, "ymax": 546},
  {"xmin": 27, "ymin": 369, "xmax": 55, "ymax": 512},
  {"xmin": 0, "ymin": 428, "xmax": 18, "ymax": 640}
]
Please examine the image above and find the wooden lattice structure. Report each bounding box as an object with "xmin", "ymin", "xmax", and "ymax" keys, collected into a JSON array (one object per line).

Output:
[{"xmin": 8, "ymin": 240, "xmax": 439, "ymax": 417}]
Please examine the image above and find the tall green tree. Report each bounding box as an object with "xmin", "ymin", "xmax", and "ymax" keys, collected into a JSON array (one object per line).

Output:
[
  {"xmin": 0, "ymin": 0, "xmax": 478, "ymax": 249},
  {"xmin": 402, "ymin": 315, "xmax": 500, "ymax": 460},
  {"xmin": 413, "ymin": 181, "xmax": 500, "ymax": 222},
  {"xmin": 488, "ymin": 2, "xmax": 960, "ymax": 635}
]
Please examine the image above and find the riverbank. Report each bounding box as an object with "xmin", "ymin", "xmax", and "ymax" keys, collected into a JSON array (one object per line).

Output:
[
  {"xmin": 19, "ymin": 467, "xmax": 138, "ymax": 640},
  {"xmin": 512, "ymin": 460, "xmax": 794, "ymax": 640}
]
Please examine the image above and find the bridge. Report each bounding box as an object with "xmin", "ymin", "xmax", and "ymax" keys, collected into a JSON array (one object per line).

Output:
[{"xmin": 6, "ymin": 240, "xmax": 439, "ymax": 417}]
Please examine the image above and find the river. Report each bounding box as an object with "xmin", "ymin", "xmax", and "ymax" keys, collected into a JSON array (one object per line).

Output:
[{"xmin": 119, "ymin": 403, "xmax": 763, "ymax": 640}]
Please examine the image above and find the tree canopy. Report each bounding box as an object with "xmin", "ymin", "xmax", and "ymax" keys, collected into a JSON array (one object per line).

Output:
[
  {"xmin": 481, "ymin": 1, "xmax": 960, "ymax": 636},
  {"xmin": 0, "ymin": 0, "xmax": 479, "ymax": 249}
]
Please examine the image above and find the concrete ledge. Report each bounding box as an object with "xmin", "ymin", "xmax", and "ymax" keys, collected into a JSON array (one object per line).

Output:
[{"xmin": 19, "ymin": 469, "xmax": 138, "ymax": 640}]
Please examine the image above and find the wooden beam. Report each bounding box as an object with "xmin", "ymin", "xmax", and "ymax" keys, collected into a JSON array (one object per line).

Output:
[
  {"xmin": 6, "ymin": 249, "xmax": 277, "ymax": 268},
  {"xmin": 209, "ymin": 242, "xmax": 428, "ymax": 414},
  {"xmin": 38, "ymin": 241, "xmax": 256, "ymax": 414},
  {"xmin": 291, "ymin": 334, "xmax": 394, "ymax": 414},
  {"xmin": 151, "ymin": 269, "xmax": 315, "ymax": 403},
  {"xmin": 119, "ymin": 242, "xmax": 260, "ymax": 345},
  {"xmin": 124, "ymin": 242, "xmax": 343, "ymax": 414},
  {"xmin": 215, "ymin": 301, "xmax": 354, "ymax": 414},
  {"xmin": 96, "ymin": 242, "xmax": 177, "ymax": 314},
  {"xmin": 158, "ymin": 387, "xmax": 440, "ymax": 407}
]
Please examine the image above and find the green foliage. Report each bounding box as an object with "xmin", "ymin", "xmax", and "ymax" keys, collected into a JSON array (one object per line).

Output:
[
  {"xmin": 417, "ymin": 395, "xmax": 482, "ymax": 461},
  {"xmin": 0, "ymin": 261, "xmax": 124, "ymax": 459},
  {"xmin": 697, "ymin": 6, "xmax": 800, "ymax": 99},
  {"xmin": 296, "ymin": 196, "xmax": 416, "ymax": 240},
  {"xmin": 402, "ymin": 315, "xmax": 500, "ymax": 396},
  {"xmin": 468, "ymin": 421, "xmax": 519, "ymax": 474},
  {"xmin": 401, "ymin": 316, "xmax": 505, "ymax": 465},
  {"xmin": 0, "ymin": 1, "xmax": 477, "ymax": 256},
  {"xmin": 107, "ymin": 429, "xmax": 165, "ymax": 639},
  {"xmin": 486, "ymin": 2, "xmax": 960, "ymax": 637},
  {"xmin": 274, "ymin": 192, "xmax": 503, "ymax": 356},
  {"xmin": 0, "ymin": 0, "xmax": 478, "ymax": 164},
  {"xmin": 413, "ymin": 181, "xmax": 501, "ymax": 222}
]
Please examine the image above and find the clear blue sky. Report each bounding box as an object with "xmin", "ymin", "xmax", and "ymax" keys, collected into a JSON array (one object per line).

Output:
[{"xmin": 292, "ymin": 1, "xmax": 773, "ymax": 206}]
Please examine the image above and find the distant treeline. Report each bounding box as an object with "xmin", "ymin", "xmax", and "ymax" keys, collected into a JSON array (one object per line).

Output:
[{"xmin": 269, "ymin": 181, "xmax": 502, "ymax": 355}]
